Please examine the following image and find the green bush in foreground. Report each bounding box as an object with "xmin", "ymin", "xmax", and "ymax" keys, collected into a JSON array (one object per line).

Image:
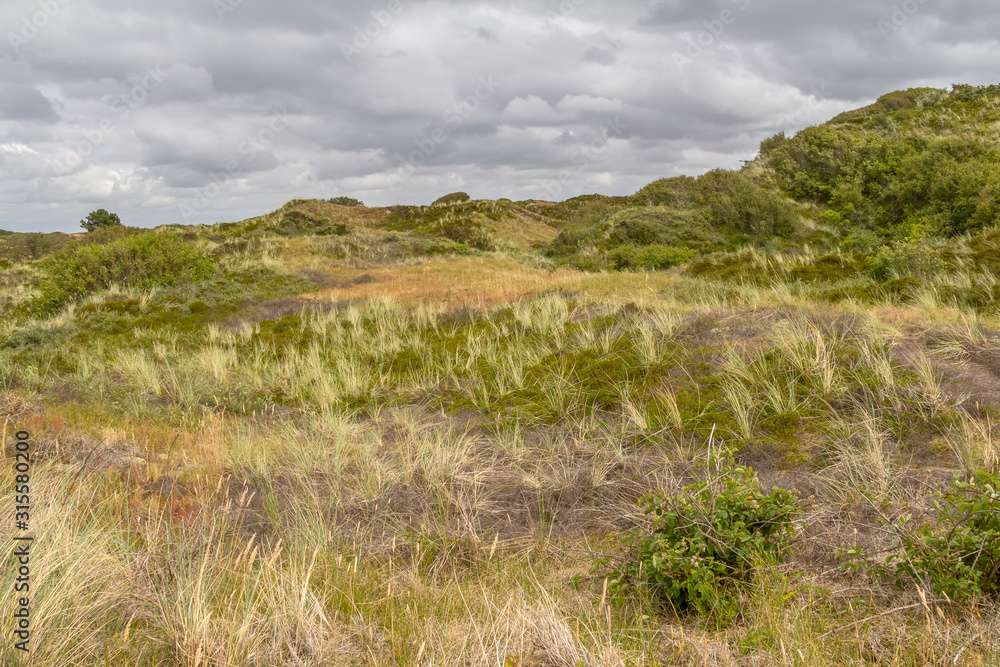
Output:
[
  {"xmin": 845, "ymin": 469, "xmax": 1000, "ymax": 602},
  {"xmin": 592, "ymin": 448, "xmax": 800, "ymax": 622},
  {"xmin": 34, "ymin": 232, "xmax": 215, "ymax": 313}
]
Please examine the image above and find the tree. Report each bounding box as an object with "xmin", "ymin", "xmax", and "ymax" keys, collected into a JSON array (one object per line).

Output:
[
  {"xmin": 432, "ymin": 192, "xmax": 471, "ymax": 206},
  {"xmin": 80, "ymin": 209, "xmax": 122, "ymax": 232},
  {"xmin": 328, "ymin": 197, "xmax": 364, "ymax": 207}
]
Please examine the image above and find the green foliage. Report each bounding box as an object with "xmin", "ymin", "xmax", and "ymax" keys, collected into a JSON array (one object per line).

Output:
[
  {"xmin": 548, "ymin": 203, "xmax": 734, "ymax": 271},
  {"xmin": 608, "ymin": 244, "xmax": 695, "ymax": 271},
  {"xmin": 844, "ymin": 470, "xmax": 1000, "ymax": 602},
  {"xmin": 866, "ymin": 239, "xmax": 946, "ymax": 281},
  {"xmin": 34, "ymin": 232, "xmax": 215, "ymax": 313},
  {"xmin": 327, "ymin": 196, "xmax": 364, "ymax": 207},
  {"xmin": 594, "ymin": 448, "xmax": 800, "ymax": 622},
  {"xmin": 631, "ymin": 176, "xmax": 698, "ymax": 207},
  {"xmin": 841, "ymin": 229, "xmax": 882, "ymax": 253},
  {"xmin": 883, "ymin": 137, "xmax": 1000, "ymax": 237},
  {"xmin": 80, "ymin": 209, "xmax": 122, "ymax": 232},
  {"xmin": 76, "ymin": 225, "xmax": 145, "ymax": 246},
  {"xmin": 0, "ymin": 232, "xmax": 74, "ymax": 261},
  {"xmin": 432, "ymin": 192, "xmax": 471, "ymax": 206},
  {"xmin": 758, "ymin": 131, "xmax": 788, "ymax": 158},
  {"xmin": 763, "ymin": 86, "xmax": 1000, "ymax": 238},
  {"xmin": 274, "ymin": 210, "xmax": 349, "ymax": 237},
  {"xmin": 382, "ymin": 201, "xmax": 509, "ymax": 251},
  {"xmin": 698, "ymin": 169, "xmax": 798, "ymax": 237}
]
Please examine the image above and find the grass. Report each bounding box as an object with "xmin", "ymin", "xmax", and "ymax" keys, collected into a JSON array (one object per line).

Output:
[{"xmin": 6, "ymin": 159, "xmax": 1000, "ymax": 664}]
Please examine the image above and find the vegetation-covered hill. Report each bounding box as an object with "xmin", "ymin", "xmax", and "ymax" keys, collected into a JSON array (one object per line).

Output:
[{"xmin": 1, "ymin": 85, "xmax": 1000, "ymax": 665}]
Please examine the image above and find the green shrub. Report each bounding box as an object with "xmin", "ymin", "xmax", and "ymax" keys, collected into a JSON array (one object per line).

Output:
[
  {"xmin": 548, "ymin": 224, "xmax": 604, "ymax": 257},
  {"xmin": 327, "ymin": 196, "xmax": 364, "ymax": 207},
  {"xmin": 77, "ymin": 225, "xmax": 145, "ymax": 246},
  {"xmin": 592, "ymin": 448, "xmax": 800, "ymax": 621},
  {"xmin": 0, "ymin": 232, "xmax": 74, "ymax": 261},
  {"xmin": 274, "ymin": 211, "xmax": 349, "ymax": 237},
  {"xmin": 698, "ymin": 169, "xmax": 798, "ymax": 237},
  {"xmin": 440, "ymin": 222, "xmax": 494, "ymax": 251},
  {"xmin": 608, "ymin": 244, "xmax": 695, "ymax": 271},
  {"xmin": 758, "ymin": 131, "xmax": 789, "ymax": 158},
  {"xmin": 842, "ymin": 229, "xmax": 882, "ymax": 253},
  {"xmin": 34, "ymin": 233, "xmax": 215, "ymax": 312},
  {"xmin": 844, "ymin": 469, "xmax": 1000, "ymax": 602},
  {"xmin": 632, "ymin": 176, "xmax": 698, "ymax": 207},
  {"xmin": 610, "ymin": 212, "xmax": 659, "ymax": 246},
  {"xmin": 604, "ymin": 207, "xmax": 731, "ymax": 253},
  {"xmin": 866, "ymin": 239, "xmax": 946, "ymax": 281},
  {"xmin": 432, "ymin": 192, "xmax": 471, "ymax": 206}
]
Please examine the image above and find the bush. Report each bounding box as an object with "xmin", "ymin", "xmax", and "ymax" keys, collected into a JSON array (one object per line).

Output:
[
  {"xmin": 76, "ymin": 225, "xmax": 145, "ymax": 246},
  {"xmin": 0, "ymin": 232, "xmax": 74, "ymax": 261},
  {"xmin": 698, "ymin": 170, "xmax": 798, "ymax": 237},
  {"xmin": 866, "ymin": 239, "xmax": 946, "ymax": 281},
  {"xmin": 605, "ymin": 207, "xmax": 730, "ymax": 253},
  {"xmin": 440, "ymin": 222, "xmax": 494, "ymax": 251},
  {"xmin": 35, "ymin": 233, "xmax": 215, "ymax": 312},
  {"xmin": 328, "ymin": 196, "xmax": 364, "ymax": 207},
  {"xmin": 274, "ymin": 211, "xmax": 350, "ymax": 237},
  {"xmin": 842, "ymin": 229, "xmax": 882, "ymax": 253},
  {"xmin": 632, "ymin": 176, "xmax": 698, "ymax": 207},
  {"xmin": 432, "ymin": 192, "xmax": 472, "ymax": 206},
  {"xmin": 844, "ymin": 469, "xmax": 1000, "ymax": 601},
  {"xmin": 608, "ymin": 244, "xmax": 695, "ymax": 271},
  {"xmin": 592, "ymin": 449, "xmax": 800, "ymax": 622},
  {"xmin": 80, "ymin": 209, "xmax": 122, "ymax": 232}
]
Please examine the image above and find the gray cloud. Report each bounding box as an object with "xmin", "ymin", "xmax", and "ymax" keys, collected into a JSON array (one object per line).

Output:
[
  {"xmin": 0, "ymin": 0, "xmax": 998, "ymax": 231},
  {"xmin": 0, "ymin": 85, "xmax": 58, "ymax": 123}
]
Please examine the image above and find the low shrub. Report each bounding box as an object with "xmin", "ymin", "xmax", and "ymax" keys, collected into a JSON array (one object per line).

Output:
[
  {"xmin": 34, "ymin": 233, "xmax": 215, "ymax": 313},
  {"xmin": 590, "ymin": 448, "xmax": 800, "ymax": 622},
  {"xmin": 440, "ymin": 222, "xmax": 495, "ymax": 251},
  {"xmin": 327, "ymin": 196, "xmax": 364, "ymax": 206},
  {"xmin": 0, "ymin": 232, "xmax": 75, "ymax": 262},
  {"xmin": 275, "ymin": 211, "xmax": 349, "ymax": 237},
  {"xmin": 844, "ymin": 469, "xmax": 1000, "ymax": 602},
  {"xmin": 632, "ymin": 176, "xmax": 699, "ymax": 208},
  {"xmin": 77, "ymin": 225, "xmax": 145, "ymax": 246},
  {"xmin": 432, "ymin": 192, "xmax": 471, "ymax": 206},
  {"xmin": 608, "ymin": 244, "xmax": 695, "ymax": 271},
  {"xmin": 866, "ymin": 239, "xmax": 946, "ymax": 281},
  {"xmin": 699, "ymin": 169, "xmax": 799, "ymax": 237}
]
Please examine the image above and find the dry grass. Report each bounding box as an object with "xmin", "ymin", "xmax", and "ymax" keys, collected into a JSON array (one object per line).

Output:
[{"xmin": 3, "ymin": 232, "xmax": 1000, "ymax": 666}]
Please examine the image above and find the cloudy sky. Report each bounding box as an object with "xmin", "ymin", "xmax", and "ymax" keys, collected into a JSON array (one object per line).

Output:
[{"xmin": 1, "ymin": 0, "xmax": 999, "ymax": 232}]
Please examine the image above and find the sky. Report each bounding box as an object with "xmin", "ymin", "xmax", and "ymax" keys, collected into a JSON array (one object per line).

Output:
[{"xmin": 1, "ymin": 0, "xmax": 999, "ymax": 232}]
